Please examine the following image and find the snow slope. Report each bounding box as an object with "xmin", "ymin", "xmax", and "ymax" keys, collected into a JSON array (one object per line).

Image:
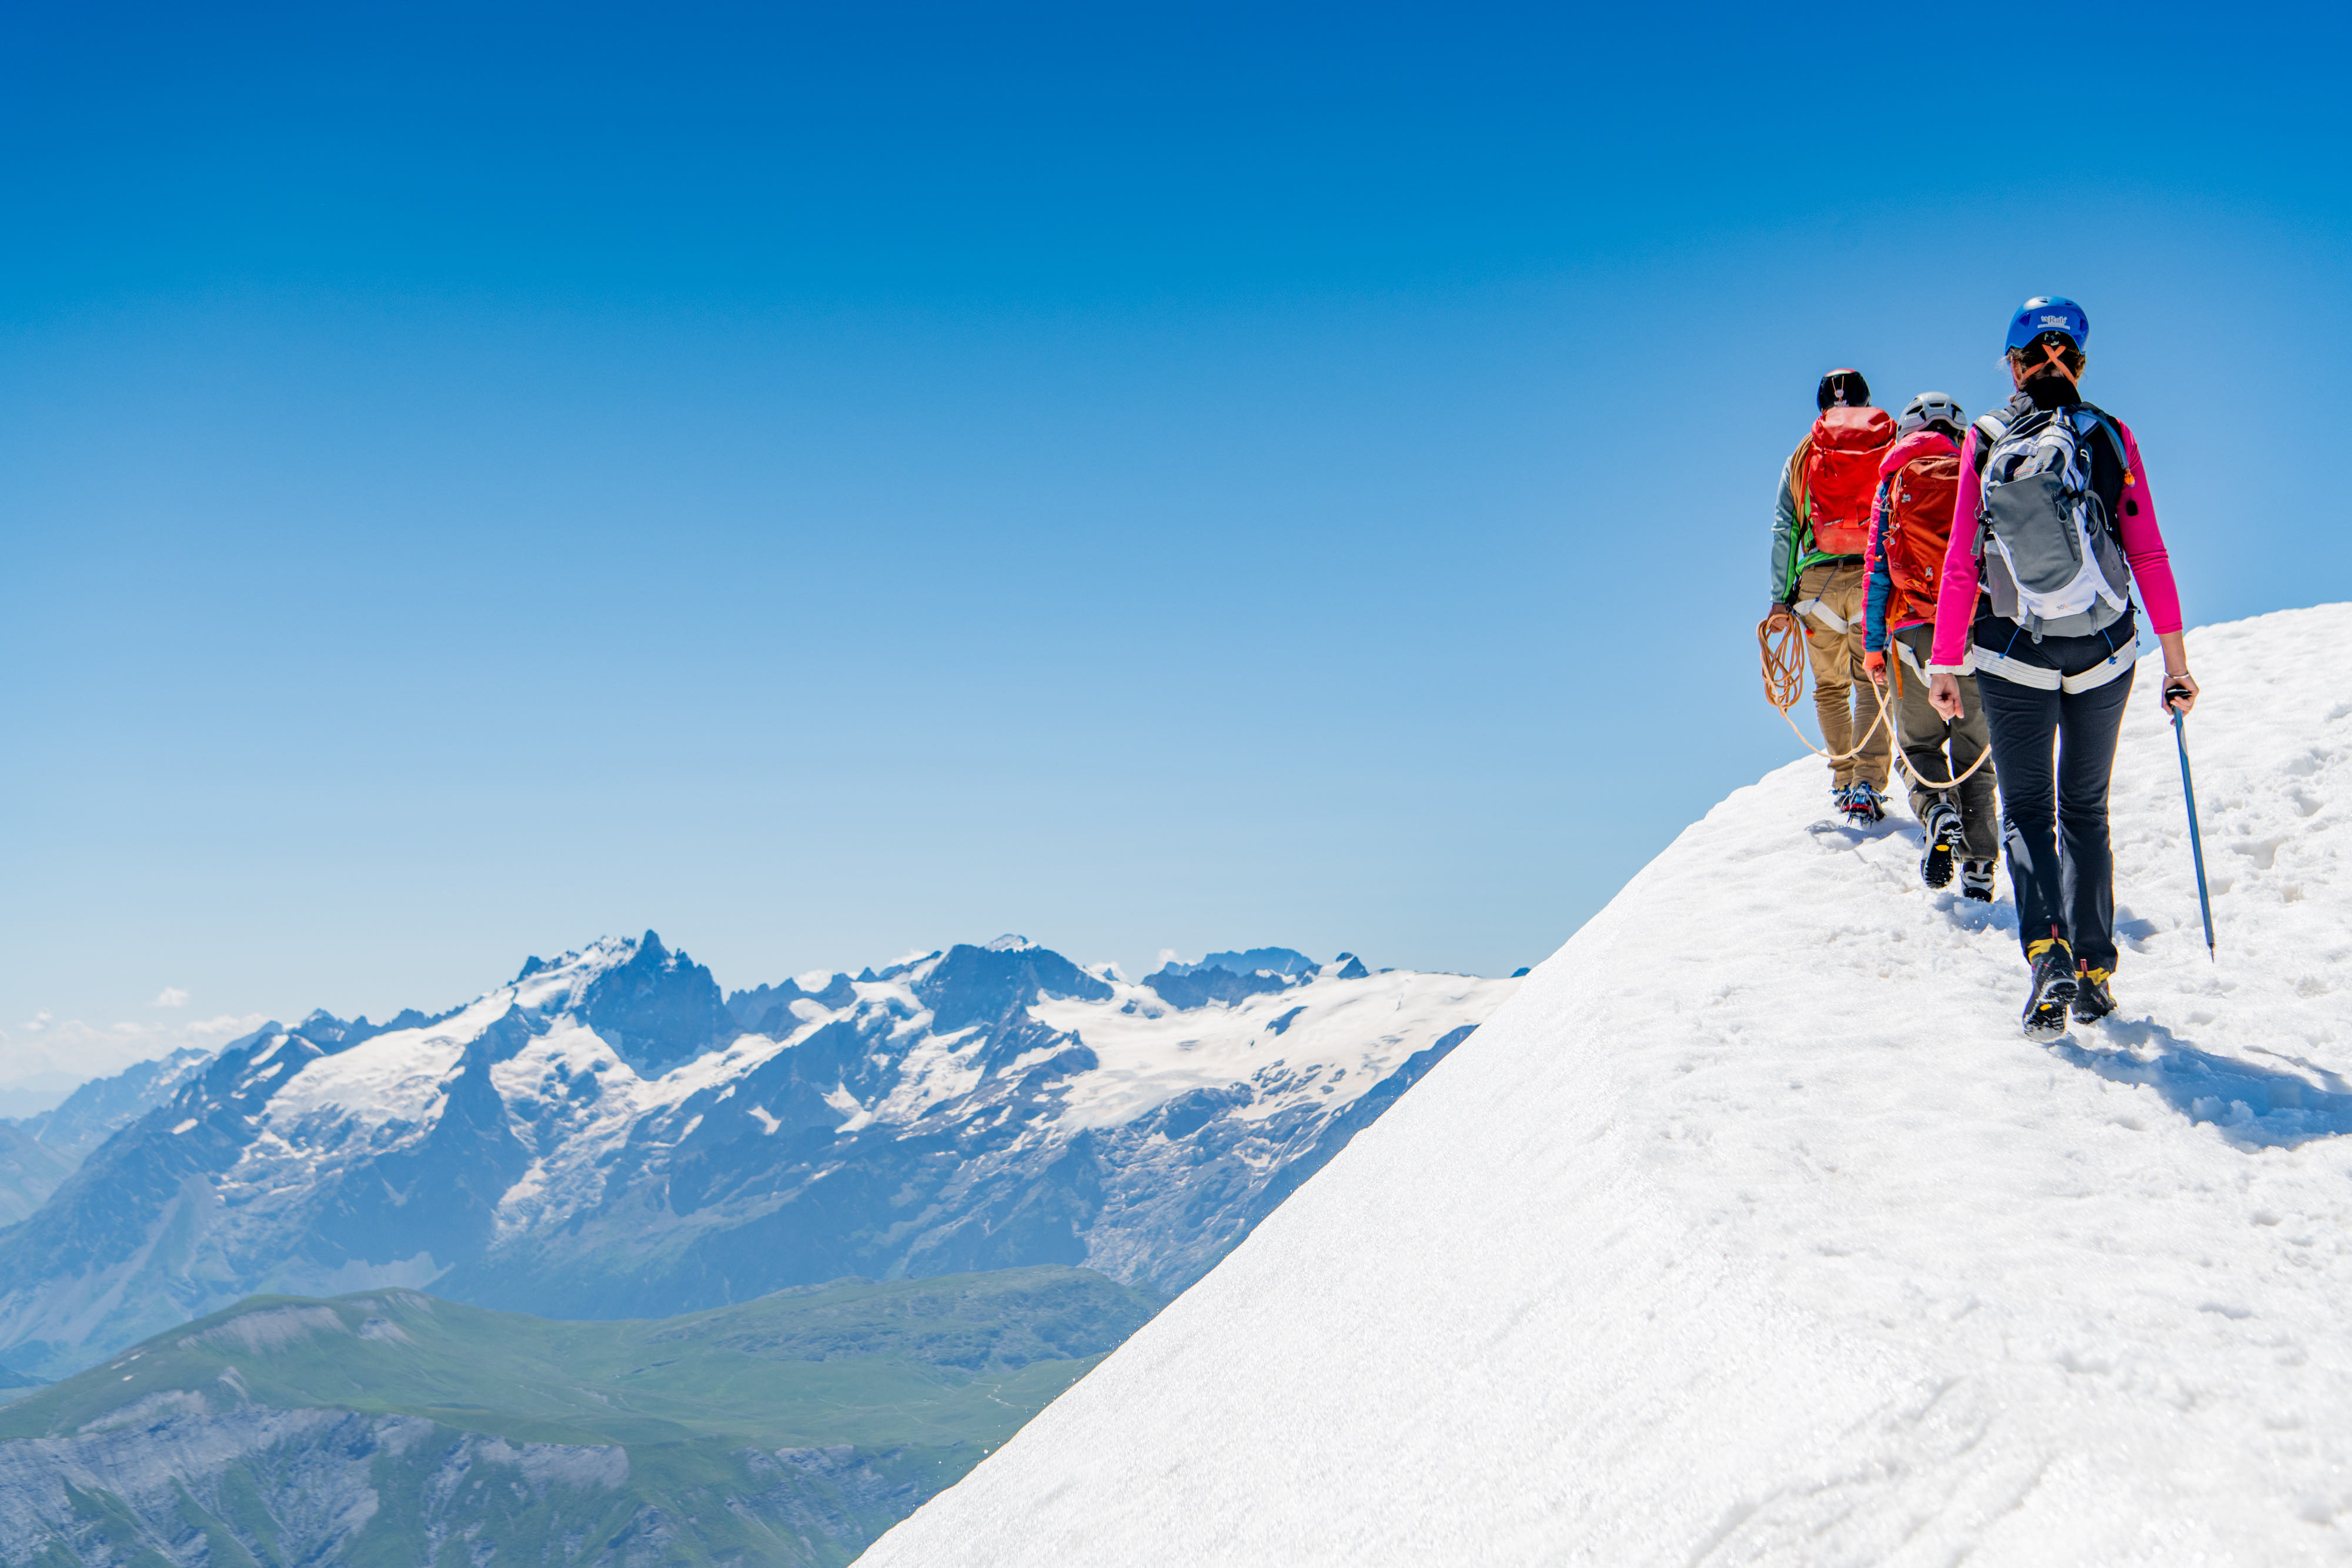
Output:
[{"xmin": 863, "ymin": 603, "xmax": 2352, "ymax": 1567}]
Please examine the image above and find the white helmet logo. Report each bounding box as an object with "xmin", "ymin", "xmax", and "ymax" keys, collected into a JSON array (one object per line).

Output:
[{"xmin": 2039, "ymin": 314, "xmax": 2072, "ymax": 329}]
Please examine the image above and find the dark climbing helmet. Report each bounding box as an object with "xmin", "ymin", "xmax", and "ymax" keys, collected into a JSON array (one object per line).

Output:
[{"xmin": 1816, "ymin": 368, "xmax": 1871, "ymax": 410}]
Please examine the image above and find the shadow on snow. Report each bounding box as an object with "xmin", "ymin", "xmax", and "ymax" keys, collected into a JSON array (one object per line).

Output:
[
  {"xmin": 1812, "ymin": 816, "xmax": 2330, "ymax": 1149},
  {"xmin": 2050, "ymin": 1018, "xmax": 2352, "ymax": 1149}
]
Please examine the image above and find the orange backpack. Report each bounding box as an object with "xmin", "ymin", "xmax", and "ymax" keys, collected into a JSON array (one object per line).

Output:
[
  {"xmin": 1880, "ymin": 449, "xmax": 1962, "ymax": 628},
  {"xmin": 1797, "ymin": 406, "xmax": 1896, "ymax": 556}
]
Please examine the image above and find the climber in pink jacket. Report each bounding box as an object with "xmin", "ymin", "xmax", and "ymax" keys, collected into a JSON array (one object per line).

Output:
[{"xmin": 1924, "ymin": 296, "xmax": 2199, "ymax": 1041}]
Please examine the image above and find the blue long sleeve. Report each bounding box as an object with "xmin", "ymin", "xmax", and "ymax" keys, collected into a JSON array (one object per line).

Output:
[{"xmin": 1862, "ymin": 479, "xmax": 1895, "ymax": 652}]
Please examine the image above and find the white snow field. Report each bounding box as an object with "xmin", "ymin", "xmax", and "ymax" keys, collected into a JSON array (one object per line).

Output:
[{"xmin": 863, "ymin": 603, "xmax": 2352, "ymax": 1567}]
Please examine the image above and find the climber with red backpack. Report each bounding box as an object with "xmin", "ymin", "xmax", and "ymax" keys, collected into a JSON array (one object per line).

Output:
[
  {"xmin": 1926, "ymin": 297, "xmax": 2197, "ymax": 1042},
  {"xmin": 1766, "ymin": 369, "xmax": 1898, "ymax": 825},
  {"xmin": 1861, "ymin": 393, "xmax": 1998, "ymax": 900}
]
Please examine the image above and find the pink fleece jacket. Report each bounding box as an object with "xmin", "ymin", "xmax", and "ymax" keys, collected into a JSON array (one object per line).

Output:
[{"xmin": 1929, "ymin": 413, "xmax": 2183, "ymax": 669}]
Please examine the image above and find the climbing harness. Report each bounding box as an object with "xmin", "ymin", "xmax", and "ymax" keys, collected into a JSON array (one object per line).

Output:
[{"xmin": 1755, "ymin": 614, "xmax": 1993, "ymax": 790}]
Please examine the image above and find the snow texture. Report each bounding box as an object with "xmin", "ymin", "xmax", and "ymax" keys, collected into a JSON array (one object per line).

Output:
[{"xmin": 864, "ymin": 604, "xmax": 2352, "ymax": 1567}]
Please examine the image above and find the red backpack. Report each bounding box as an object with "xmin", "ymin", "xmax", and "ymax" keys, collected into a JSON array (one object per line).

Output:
[
  {"xmin": 1798, "ymin": 406, "xmax": 1896, "ymax": 556},
  {"xmin": 1880, "ymin": 448, "xmax": 1962, "ymax": 628}
]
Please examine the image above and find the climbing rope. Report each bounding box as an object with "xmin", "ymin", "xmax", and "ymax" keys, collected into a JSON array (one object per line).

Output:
[
  {"xmin": 1756, "ymin": 613, "xmax": 1809, "ymax": 710},
  {"xmin": 1880, "ymin": 655, "xmax": 1995, "ymax": 791},
  {"xmin": 1755, "ymin": 614, "xmax": 1893, "ymax": 764},
  {"xmin": 1755, "ymin": 614, "xmax": 1993, "ymax": 790}
]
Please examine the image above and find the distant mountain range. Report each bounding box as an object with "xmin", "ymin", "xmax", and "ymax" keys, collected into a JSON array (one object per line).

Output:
[
  {"xmin": 0, "ymin": 934, "xmax": 1515, "ymax": 1379},
  {"xmin": 0, "ymin": 1267, "xmax": 1158, "ymax": 1566},
  {"xmin": 0, "ymin": 1049, "xmax": 209, "ymax": 1226}
]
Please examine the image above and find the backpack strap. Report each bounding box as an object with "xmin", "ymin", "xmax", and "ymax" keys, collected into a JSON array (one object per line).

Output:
[
  {"xmin": 2077, "ymin": 402, "xmax": 2129, "ymax": 476},
  {"xmin": 1965, "ymin": 412, "xmax": 2011, "ymax": 563},
  {"xmin": 2072, "ymin": 402, "xmax": 2130, "ymax": 534},
  {"xmin": 1969, "ymin": 412, "xmax": 2007, "ymax": 476}
]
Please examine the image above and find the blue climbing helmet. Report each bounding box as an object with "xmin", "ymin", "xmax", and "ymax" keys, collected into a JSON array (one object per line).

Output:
[{"xmin": 2005, "ymin": 296, "xmax": 2089, "ymax": 354}]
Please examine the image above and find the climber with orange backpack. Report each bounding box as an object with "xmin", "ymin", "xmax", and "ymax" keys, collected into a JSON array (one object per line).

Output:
[
  {"xmin": 1860, "ymin": 393, "xmax": 1998, "ymax": 900},
  {"xmin": 1766, "ymin": 369, "xmax": 1897, "ymax": 824}
]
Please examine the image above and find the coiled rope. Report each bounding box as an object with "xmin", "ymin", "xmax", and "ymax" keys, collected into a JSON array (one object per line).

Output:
[{"xmin": 1755, "ymin": 614, "xmax": 1993, "ymax": 790}]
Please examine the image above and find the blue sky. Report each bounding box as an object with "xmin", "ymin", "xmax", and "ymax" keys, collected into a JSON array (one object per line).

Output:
[{"xmin": 4, "ymin": 2, "xmax": 2347, "ymax": 1090}]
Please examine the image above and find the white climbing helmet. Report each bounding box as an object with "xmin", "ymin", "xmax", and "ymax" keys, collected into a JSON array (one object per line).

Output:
[{"xmin": 1896, "ymin": 391, "xmax": 1966, "ymax": 438}]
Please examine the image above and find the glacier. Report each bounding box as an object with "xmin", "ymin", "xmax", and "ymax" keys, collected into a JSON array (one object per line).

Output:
[{"xmin": 861, "ymin": 603, "xmax": 2352, "ymax": 1566}]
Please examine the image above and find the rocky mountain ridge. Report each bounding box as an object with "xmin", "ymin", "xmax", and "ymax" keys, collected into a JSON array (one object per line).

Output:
[{"xmin": 0, "ymin": 1049, "xmax": 213, "ymax": 1229}]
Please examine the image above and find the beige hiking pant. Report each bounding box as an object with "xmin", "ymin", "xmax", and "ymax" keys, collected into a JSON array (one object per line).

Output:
[
  {"xmin": 1794, "ymin": 560, "xmax": 1890, "ymax": 793},
  {"xmin": 1888, "ymin": 624, "xmax": 1999, "ymax": 860}
]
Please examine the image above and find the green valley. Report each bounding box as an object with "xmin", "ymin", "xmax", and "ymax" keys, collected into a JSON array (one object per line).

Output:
[{"xmin": 0, "ymin": 1266, "xmax": 1162, "ymax": 1566}]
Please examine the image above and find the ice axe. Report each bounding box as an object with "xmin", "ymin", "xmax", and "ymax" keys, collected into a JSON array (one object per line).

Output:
[{"xmin": 2166, "ymin": 681, "xmax": 2216, "ymax": 961}]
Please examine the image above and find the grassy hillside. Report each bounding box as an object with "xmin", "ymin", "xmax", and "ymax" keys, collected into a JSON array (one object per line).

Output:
[{"xmin": 0, "ymin": 1266, "xmax": 1162, "ymax": 1566}]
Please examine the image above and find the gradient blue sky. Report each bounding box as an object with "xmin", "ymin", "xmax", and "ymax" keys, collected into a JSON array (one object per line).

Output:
[{"xmin": 5, "ymin": 1, "xmax": 2347, "ymax": 1090}]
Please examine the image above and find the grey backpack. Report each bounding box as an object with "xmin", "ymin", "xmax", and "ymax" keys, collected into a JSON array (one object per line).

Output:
[{"xmin": 1971, "ymin": 399, "xmax": 2133, "ymax": 640}]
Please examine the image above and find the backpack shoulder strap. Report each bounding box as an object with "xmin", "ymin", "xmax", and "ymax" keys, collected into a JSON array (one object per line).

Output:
[
  {"xmin": 2072, "ymin": 403, "xmax": 2130, "ymax": 526},
  {"xmin": 1965, "ymin": 411, "xmax": 2014, "ymax": 558},
  {"xmin": 1969, "ymin": 413, "xmax": 2006, "ymax": 476},
  {"xmin": 2074, "ymin": 402, "xmax": 2128, "ymax": 465},
  {"xmin": 1789, "ymin": 434, "xmax": 1815, "ymax": 520}
]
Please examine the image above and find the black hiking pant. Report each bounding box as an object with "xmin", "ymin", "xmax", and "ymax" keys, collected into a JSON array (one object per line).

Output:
[{"xmin": 1972, "ymin": 616, "xmax": 2139, "ymax": 971}]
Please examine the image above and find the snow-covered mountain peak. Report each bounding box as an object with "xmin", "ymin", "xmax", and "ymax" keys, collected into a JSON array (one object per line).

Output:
[
  {"xmin": 505, "ymin": 933, "xmax": 643, "ymax": 1013},
  {"xmin": 259, "ymin": 992, "xmax": 510, "ymax": 1134},
  {"xmin": 1161, "ymin": 946, "xmax": 1319, "ymax": 979},
  {"xmin": 243, "ymin": 935, "xmax": 676, "ymax": 1142},
  {"xmin": 865, "ymin": 603, "xmax": 2352, "ymax": 1567},
  {"xmin": 1033, "ymin": 962, "xmax": 1505, "ymax": 1134}
]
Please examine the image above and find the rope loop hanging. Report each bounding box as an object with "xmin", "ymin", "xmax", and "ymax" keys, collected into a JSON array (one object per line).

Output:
[{"xmin": 1755, "ymin": 614, "xmax": 1993, "ymax": 790}]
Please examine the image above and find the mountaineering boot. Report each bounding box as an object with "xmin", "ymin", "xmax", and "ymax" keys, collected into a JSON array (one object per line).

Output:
[
  {"xmin": 2073, "ymin": 965, "xmax": 2117, "ymax": 1023},
  {"xmin": 1919, "ymin": 798, "xmax": 1963, "ymax": 889},
  {"xmin": 1842, "ymin": 779, "xmax": 1887, "ymax": 827},
  {"xmin": 2022, "ymin": 935, "xmax": 2077, "ymax": 1042},
  {"xmin": 1960, "ymin": 860, "xmax": 1996, "ymax": 902}
]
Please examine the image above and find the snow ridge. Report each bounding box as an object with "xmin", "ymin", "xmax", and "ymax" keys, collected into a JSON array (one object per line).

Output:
[{"xmin": 864, "ymin": 603, "xmax": 2352, "ymax": 1567}]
